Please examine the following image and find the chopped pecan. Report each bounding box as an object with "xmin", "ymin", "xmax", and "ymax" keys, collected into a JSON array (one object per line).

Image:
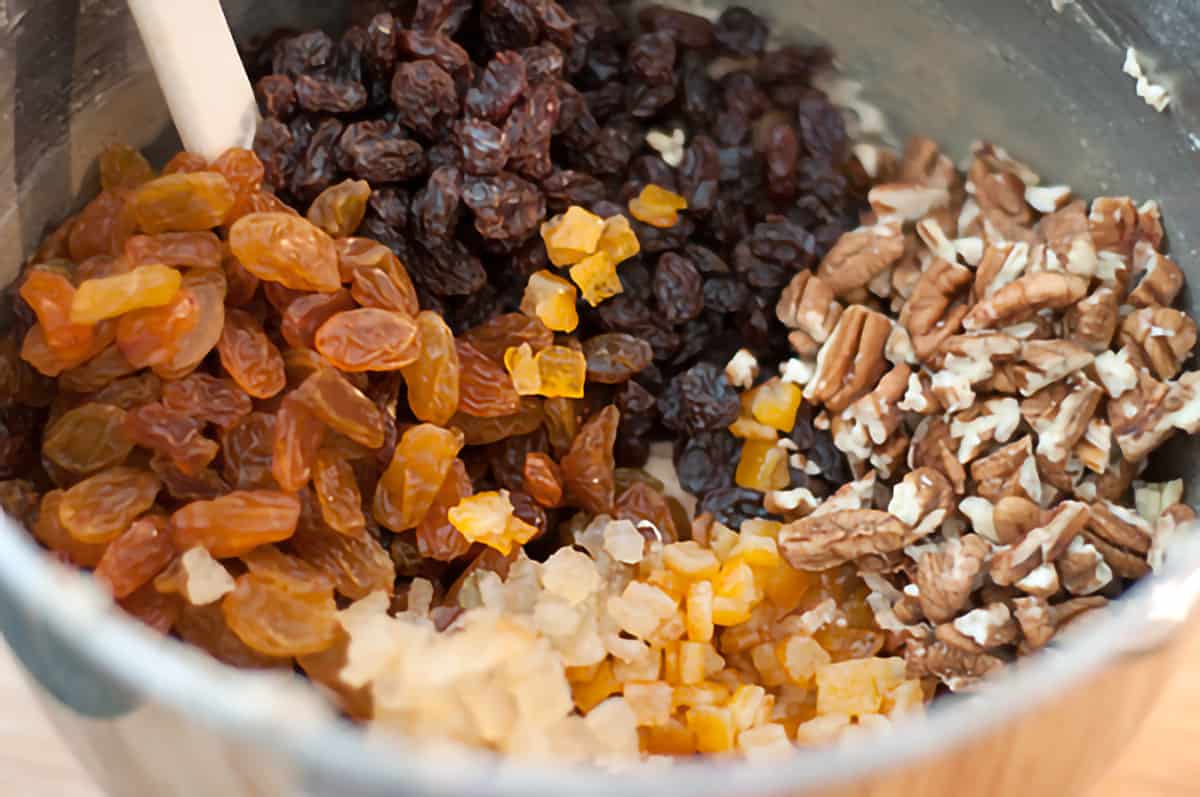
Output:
[
  {"xmin": 898, "ymin": 258, "xmax": 972, "ymax": 361},
  {"xmin": 1089, "ymin": 196, "xmax": 1138, "ymax": 256},
  {"xmin": 816, "ymin": 221, "xmax": 905, "ymax": 300},
  {"xmin": 805, "ymin": 305, "xmax": 891, "ymax": 412},
  {"xmin": 1074, "ymin": 418, "xmax": 1113, "ymax": 474},
  {"xmin": 1064, "ymin": 287, "xmax": 1119, "ymax": 353},
  {"xmin": 916, "ymin": 217, "xmax": 958, "ymax": 263},
  {"xmin": 993, "ymin": 496, "xmax": 1046, "ymax": 544},
  {"xmin": 898, "ymin": 370, "xmax": 942, "ymax": 415},
  {"xmin": 1020, "ymin": 374, "xmax": 1104, "ymax": 464},
  {"xmin": 776, "ymin": 271, "xmax": 842, "ymax": 348},
  {"xmin": 1036, "ymin": 200, "xmax": 1098, "ymax": 279},
  {"xmin": 1117, "ymin": 306, "xmax": 1198, "ymax": 380},
  {"xmin": 779, "ymin": 508, "xmax": 923, "ymax": 571},
  {"xmin": 840, "ymin": 364, "xmax": 910, "ymax": 449},
  {"xmin": 949, "ymin": 397, "xmax": 1021, "ymax": 463},
  {"xmin": 1110, "ymin": 369, "xmax": 1200, "ymax": 460},
  {"xmin": 1087, "ymin": 500, "xmax": 1153, "ymax": 554},
  {"xmin": 971, "ymin": 437, "xmax": 1042, "ymax": 504},
  {"xmin": 1025, "ymin": 185, "xmax": 1072, "ymax": 214},
  {"xmin": 937, "ymin": 603, "xmax": 1019, "ymax": 653},
  {"xmin": 1128, "ymin": 241, "xmax": 1184, "ymax": 308},
  {"xmin": 969, "ymin": 165, "xmax": 1036, "ymax": 244},
  {"xmin": 972, "ymin": 242, "xmax": 1029, "ymax": 302},
  {"xmin": 905, "ymin": 638, "xmax": 1004, "ymax": 691},
  {"xmin": 990, "ymin": 501, "xmax": 1090, "ymax": 585},
  {"xmin": 962, "ymin": 272, "xmax": 1089, "ymax": 332},
  {"xmin": 1014, "ymin": 562, "xmax": 1061, "ymax": 599},
  {"xmin": 885, "ymin": 322, "xmax": 918, "ymax": 366},
  {"xmin": 1136, "ymin": 200, "xmax": 1165, "ymax": 251},
  {"xmin": 909, "ymin": 417, "xmax": 967, "ymax": 494},
  {"xmin": 915, "ymin": 533, "xmax": 990, "ymax": 624},
  {"xmin": 1058, "ymin": 535, "xmax": 1114, "ymax": 595},
  {"xmin": 1091, "ymin": 455, "xmax": 1142, "ymax": 502},
  {"xmin": 1014, "ymin": 595, "xmax": 1108, "ymax": 652},
  {"xmin": 929, "ymin": 333, "xmax": 1021, "ymax": 412},
  {"xmin": 869, "ymin": 182, "xmax": 951, "ymax": 222},
  {"xmin": 994, "ymin": 339, "xmax": 1094, "ymax": 396},
  {"xmin": 1134, "ymin": 479, "xmax": 1184, "ymax": 523},
  {"xmin": 898, "ymin": 136, "xmax": 959, "ymax": 189},
  {"xmin": 1148, "ymin": 503, "xmax": 1197, "ymax": 571},
  {"xmin": 1092, "ymin": 348, "xmax": 1139, "ymax": 398},
  {"xmin": 888, "ymin": 467, "xmax": 954, "ymax": 537}
]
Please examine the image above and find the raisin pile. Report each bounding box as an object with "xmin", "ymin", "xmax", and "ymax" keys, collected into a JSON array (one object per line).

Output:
[{"xmin": 246, "ymin": 0, "xmax": 861, "ymax": 516}]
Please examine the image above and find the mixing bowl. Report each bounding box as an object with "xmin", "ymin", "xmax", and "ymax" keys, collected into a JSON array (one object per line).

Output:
[{"xmin": 2, "ymin": 1, "xmax": 1199, "ymax": 795}]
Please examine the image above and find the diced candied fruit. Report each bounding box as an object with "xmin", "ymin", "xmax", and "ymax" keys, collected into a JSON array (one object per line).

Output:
[
  {"xmin": 504, "ymin": 343, "xmax": 542, "ymax": 395},
  {"xmin": 536, "ymin": 345, "xmax": 587, "ymax": 399},
  {"xmin": 663, "ymin": 541, "xmax": 721, "ymax": 579},
  {"xmin": 678, "ymin": 640, "xmax": 712, "ymax": 685},
  {"xmin": 777, "ymin": 635, "xmax": 832, "ymax": 686},
  {"xmin": 686, "ymin": 705, "xmax": 736, "ymax": 753},
  {"xmin": 726, "ymin": 534, "xmax": 782, "ymax": 568},
  {"xmin": 714, "ymin": 559, "xmax": 760, "ymax": 605},
  {"xmin": 734, "ymin": 439, "xmax": 790, "ymax": 492},
  {"xmin": 760, "ymin": 564, "xmax": 815, "ymax": 613},
  {"xmin": 597, "ymin": 214, "xmax": 641, "ymax": 264},
  {"xmin": 815, "ymin": 660, "xmax": 884, "ymax": 717},
  {"xmin": 569, "ymin": 251, "xmax": 623, "ymax": 307},
  {"xmin": 448, "ymin": 490, "xmax": 540, "ymax": 555},
  {"xmin": 686, "ymin": 580, "xmax": 715, "ymax": 642},
  {"xmin": 812, "ymin": 627, "xmax": 885, "ymax": 662},
  {"xmin": 883, "ymin": 679, "xmax": 926, "ymax": 716},
  {"xmin": 709, "ymin": 523, "xmax": 740, "ymax": 562},
  {"xmin": 738, "ymin": 723, "xmax": 793, "ymax": 760},
  {"xmin": 644, "ymin": 568, "xmax": 690, "ymax": 601},
  {"xmin": 623, "ymin": 680, "xmax": 673, "ymax": 727},
  {"xmin": 750, "ymin": 641, "xmax": 789, "ymax": 687},
  {"xmin": 99, "ymin": 143, "xmax": 155, "ymax": 191},
  {"xmin": 573, "ymin": 659, "xmax": 622, "ymax": 713},
  {"xmin": 749, "ymin": 379, "xmax": 804, "ymax": 432},
  {"xmin": 520, "ymin": 270, "xmax": 579, "ymax": 332},
  {"xmin": 131, "ymin": 172, "xmax": 236, "ymax": 233},
  {"xmin": 628, "ymin": 184, "xmax": 688, "ymax": 228},
  {"xmin": 728, "ymin": 684, "xmax": 768, "ymax": 731},
  {"xmin": 70, "ymin": 264, "xmax": 182, "ymax": 324},
  {"xmin": 712, "ymin": 596, "xmax": 752, "ymax": 627},
  {"xmin": 541, "ymin": 206, "xmax": 605, "ymax": 267},
  {"xmin": 640, "ymin": 717, "xmax": 696, "ymax": 756}
]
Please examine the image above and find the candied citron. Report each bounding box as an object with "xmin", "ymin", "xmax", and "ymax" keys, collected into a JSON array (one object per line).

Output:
[
  {"xmin": 70, "ymin": 264, "xmax": 182, "ymax": 324},
  {"xmin": 749, "ymin": 379, "xmax": 804, "ymax": 432},
  {"xmin": 569, "ymin": 251, "xmax": 623, "ymax": 307},
  {"xmin": 628, "ymin": 184, "xmax": 687, "ymax": 228},
  {"xmin": 520, "ymin": 270, "xmax": 579, "ymax": 332},
  {"xmin": 504, "ymin": 343, "xmax": 542, "ymax": 396},
  {"xmin": 536, "ymin": 345, "xmax": 586, "ymax": 399},
  {"xmin": 735, "ymin": 439, "xmax": 790, "ymax": 492},
  {"xmin": 541, "ymin": 206, "xmax": 605, "ymax": 267},
  {"xmin": 597, "ymin": 214, "xmax": 640, "ymax": 263},
  {"xmin": 447, "ymin": 490, "xmax": 539, "ymax": 555}
]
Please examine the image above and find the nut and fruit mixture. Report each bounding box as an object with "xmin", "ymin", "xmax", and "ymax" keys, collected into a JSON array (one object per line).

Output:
[{"xmin": 0, "ymin": 0, "xmax": 1195, "ymax": 765}]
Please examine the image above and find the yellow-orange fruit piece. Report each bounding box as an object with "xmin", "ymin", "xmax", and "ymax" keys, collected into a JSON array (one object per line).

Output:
[
  {"xmin": 447, "ymin": 490, "xmax": 539, "ymax": 555},
  {"xmin": 520, "ymin": 270, "xmax": 579, "ymax": 332},
  {"xmin": 19, "ymin": 270, "xmax": 95, "ymax": 353},
  {"xmin": 307, "ymin": 179, "xmax": 371, "ymax": 237},
  {"xmin": 540, "ymin": 205, "xmax": 605, "ymax": 266},
  {"xmin": 131, "ymin": 172, "xmax": 236, "ymax": 233},
  {"xmin": 228, "ymin": 212, "xmax": 341, "ymax": 292},
  {"xmin": 170, "ymin": 490, "xmax": 301, "ymax": 558},
  {"xmin": 70, "ymin": 264, "xmax": 182, "ymax": 325},
  {"xmin": 735, "ymin": 439, "xmax": 790, "ymax": 492},
  {"xmin": 400, "ymin": 311, "xmax": 460, "ymax": 426},
  {"xmin": 99, "ymin": 143, "xmax": 155, "ymax": 191},
  {"xmin": 373, "ymin": 424, "xmax": 464, "ymax": 532},
  {"xmin": 686, "ymin": 705, "xmax": 736, "ymax": 753},
  {"xmin": 572, "ymin": 659, "xmax": 622, "ymax": 712},
  {"xmin": 504, "ymin": 343, "xmax": 541, "ymax": 396},
  {"xmin": 628, "ymin": 184, "xmax": 687, "ymax": 228},
  {"xmin": 597, "ymin": 214, "xmax": 641, "ymax": 263},
  {"xmin": 536, "ymin": 345, "xmax": 587, "ymax": 399},
  {"xmin": 569, "ymin": 251, "xmax": 623, "ymax": 307},
  {"xmin": 749, "ymin": 379, "xmax": 803, "ymax": 432},
  {"xmin": 222, "ymin": 572, "xmax": 338, "ymax": 657}
]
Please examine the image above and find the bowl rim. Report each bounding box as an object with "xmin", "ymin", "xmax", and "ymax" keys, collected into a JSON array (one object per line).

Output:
[{"xmin": 2, "ymin": 511, "xmax": 1199, "ymax": 796}]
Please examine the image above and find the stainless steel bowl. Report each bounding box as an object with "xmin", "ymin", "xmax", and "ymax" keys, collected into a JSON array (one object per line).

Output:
[{"xmin": 2, "ymin": 1, "xmax": 1200, "ymax": 795}]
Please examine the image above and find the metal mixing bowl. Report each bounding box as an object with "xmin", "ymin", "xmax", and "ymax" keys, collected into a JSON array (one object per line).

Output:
[{"xmin": 2, "ymin": 1, "xmax": 1199, "ymax": 795}]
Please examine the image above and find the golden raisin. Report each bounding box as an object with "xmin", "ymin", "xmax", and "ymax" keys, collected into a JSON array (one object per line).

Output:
[
  {"xmin": 99, "ymin": 144, "xmax": 155, "ymax": 191},
  {"xmin": 373, "ymin": 423, "xmax": 464, "ymax": 532},
  {"xmin": 94, "ymin": 516, "xmax": 174, "ymax": 598},
  {"xmin": 71, "ymin": 264, "xmax": 182, "ymax": 324},
  {"xmin": 520, "ymin": 270, "xmax": 580, "ymax": 332},
  {"xmin": 456, "ymin": 340, "xmax": 522, "ymax": 417},
  {"xmin": 541, "ymin": 205, "xmax": 605, "ymax": 266},
  {"xmin": 272, "ymin": 393, "xmax": 326, "ymax": 492},
  {"xmin": 209, "ymin": 148, "xmax": 265, "ymax": 195},
  {"xmin": 131, "ymin": 172, "xmax": 236, "ymax": 233},
  {"xmin": 569, "ymin": 251, "xmax": 623, "ymax": 307},
  {"xmin": 307, "ymin": 179, "xmax": 371, "ymax": 237},
  {"xmin": 294, "ymin": 367, "xmax": 386, "ymax": 449},
  {"xmin": 59, "ymin": 466, "xmax": 161, "ymax": 544},
  {"xmin": 170, "ymin": 490, "xmax": 301, "ymax": 557},
  {"xmin": 228, "ymin": 212, "xmax": 341, "ymax": 292},
  {"xmin": 222, "ymin": 572, "xmax": 338, "ymax": 657},
  {"xmin": 415, "ymin": 459, "xmax": 474, "ymax": 561},
  {"xmin": 125, "ymin": 232, "xmax": 223, "ymax": 269},
  {"xmin": 522, "ymin": 452, "xmax": 564, "ymax": 508},
  {"xmin": 19, "ymin": 270, "xmax": 95, "ymax": 354},
  {"xmin": 314, "ymin": 308, "xmax": 421, "ymax": 372},
  {"xmin": 629, "ymin": 184, "xmax": 688, "ymax": 228},
  {"xmin": 217, "ymin": 309, "xmax": 286, "ymax": 399},
  {"xmin": 116, "ymin": 288, "xmax": 200, "ymax": 369},
  {"xmin": 401, "ymin": 311, "xmax": 461, "ymax": 426},
  {"xmin": 312, "ymin": 448, "xmax": 366, "ymax": 536},
  {"xmin": 32, "ymin": 490, "xmax": 109, "ymax": 567},
  {"xmin": 561, "ymin": 405, "xmax": 619, "ymax": 514},
  {"xmin": 462, "ymin": 313, "xmax": 555, "ymax": 361},
  {"xmin": 42, "ymin": 403, "xmax": 133, "ymax": 475},
  {"xmin": 153, "ymin": 269, "xmax": 226, "ymax": 380}
]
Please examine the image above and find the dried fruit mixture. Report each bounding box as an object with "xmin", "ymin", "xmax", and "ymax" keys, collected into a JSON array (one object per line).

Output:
[{"xmin": 1, "ymin": 0, "xmax": 1196, "ymax": 767}]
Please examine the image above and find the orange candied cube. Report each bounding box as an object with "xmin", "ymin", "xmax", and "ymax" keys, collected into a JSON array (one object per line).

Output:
[
  {"xmin": 623, "ymin": 680, "xmax": 674, "ymax": 727},
  {"xmin": 711, "ymin": 595, "xmax": 752, "ymax": 627},
  {"xmin": 713, "ymin": 559, "xmax": 759, "ymax": 605},
  {"xmin": 597, "ymin": 214, "xmax": 641, "ymax": 263},
  {"xmin": 447, "ymin": 490, "xmax": 539, "ymax": 555},
  {"xmin": 541, "ymin": 205, "xmax": 605, "ymax": 266},
  {"xmin": 727, "ymin": 534, "xmax": 782, "ymax": 568},
  {"xmin": 750, "ymin": 378, "xmax": 803, "ymax": 432},
  {"xmin": 569, "ymin": 251, "xmax": 623, "ymax": 306},
  {"xmin": 686, "ymin": 705, "xmax": 736, "ymax": 753},
  {"xmin": 535, "ymin": 345, "xmax": 586, "ymax": 399},
  {"xmin": 735, "ymin": 439, "xmax": 790, "ymax": 492},
  {"xmin": 640, "ymin": 717, "xmax": 696, "ymax": 755},
  {"xmin": 70, "ymin": 264, "xmax": 182, "ymax": 324},
  {"xmin": 685, "ymin": 580, "xmax": 715, "ymax": 643},
  {"xmin": 815, "ymin": 659, "xmax": 883, "ymax": 718},
  {"xmin": 662, "ymin": 541, "xmax": 720, "ymax": 580},
  {"xmin": 573, "ymin": 658, "xmax": 622, "ymax": 712},
  {"xmin": 645, "ymin": 567, "xmax": 692, "ymax": 601},
  {"xmin": 760, "ymin": 564, "xmax": 815, "ymax": 613},
  {"xmin": 504, "ymin": 343, "xmax": 542, "ymax": 396},
  {"xmin": 673, "ymin": 681, "xmax": 731, "ymax": 710},
  {"xmin": 628, "ymin": 184, "xmax": 688, "ymax": 229},
  {"xmin": 777, "ymin": 635, "xmax": 832, "ymax": 686},
  {"xmin": 520, "ymin": 270, "xmax": 579, "ymax": 332}
]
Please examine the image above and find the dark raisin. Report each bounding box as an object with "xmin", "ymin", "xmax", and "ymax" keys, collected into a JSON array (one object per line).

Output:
[
  {"xmin": 653, "ymin": 253, "xmax": 704, "ymax": 325},
  {"xmin": 289, "ymin": 116, "xmax": 344, "ymax": 203},
  {"xmin": 508, "ymin": 489, "xmax": 548, "ymax": 538},
  {"xmin": 410, "ymin": 240, "xmax": 487, "ymax": 296},
  {"xmin": 703, "ymin": 276, "xmax": 751, "ymax": 314},
  {"xmin": 461, "ymin": 172, "xmax": 545, "ymax": 241},
  {"xmin": 487, "ymin": 428, "xmax": 548, "ymax": 492},
  {"xmin": 338, "ymin": 120, "xmax": 427, "ymax": 183},
  {"xmin": 808, "ymin": 427, "xmax": 852, "ymax": 486},
  {"xmin": 680, "ymin": 55, "xmax": 716, "ymax": 127},
  {"xmin": 505, "ymin": 82, "xmax": 560, "ymax": 178},
  {"xmin": 255, "ymin": 75, "xmax": 296, "ymax": 119},
  {"xmin": 614, "ymin": 379, "xmax": 657, "ymax": 416},
  {"xmin": 583, "ymin": 84, "xmax": 626, "ymax": 122},
  {"xmin": 797, "ymin": 93, "xmax": 849, "ymax": 164},
  {"xmin": 480, "ymin": 0, "xmax": 543, "ymax": 51},
  {"xmin": 698, "ymin": 487, "xmax": 773, "ymax": 526},
  {"xmin": 520, "ymin": 44, "xmax": 565, "ymax": 83},
  {"xmin": 720, "ymin": 72, "xmax": 770, "ymax": 119},
  {"xmin": 748, "ymin": 217, "xmax": 818, "ymax": 269},
  {"xmin": 628, "ymin": 33, "xmax": 676, "ymax": 86},
  {"xmin": 391, "ymin": 60, "xmax": 458, "ymax": 139},
  {"xmin": 584, "ymin": 46, "xmax": 623, "ymax": 84},
  {"xmin": 335, "ymin": 26, "xmax": 367, "ymax": 85},
  {"xmin": 684, "ymin": 244, "xmax": 730, "ymax": 275},
  {"xmin": 466, "ymin": 51, "xmax": 528, "ymax": 122},
  {"xmin": 658, "ymin": 362, "xmax": 740, "ymax": 435},
  {"xmin": 713, "ymin": 6, "xmax": 768, "ymax": 56},
  {"xmin": 541, "ymin": 169, "xmax": 606, "ymax": 211},
  {"xmin": 537, "ymin": 1, "xmax": 576, "ymax": 50},
  {"xmin": 272, "ymin": 31, "xmax": 334, "ymax": 78},
  {"xmin": 626, "ymin": 83, "xmax": 676, "ymax": 119},
  {"xmin": 253, "ymin": 118, "xmax": 295, "ymax": 190},
  {"xmin": 757, "ymin": 45, "xmax": 833, "ymax": 83},
  {"xmin": 674, "ymin": 430, "xmax": 738, "ymax": 496},
  {"xmin": 638, "ymin": 5, "xmax": 715, "ymax": 49},
  {"xmin": 765, "ymin": 122, "xmax": 800, "ymax": 201},
  {"xmin": 364, "ymin": 13, "xmax": 398, "ymax": 78},
  {"xmin": 412, "ymin": 0, "xmax": 474, "ymax": 35},
  {"xmin": 677, "ymin": 135, "xmax": 720, "ymax": 214},
  {"xmin": 582, "ymin": 333, "xmax": 653, "ymax": 384},
  {"xmin": 457, "ymin": 118, "xmax": 510, "ymax": 176},
  {"xmin": 411, "ymin": 166, "xmax": 463, "ymax": 242},
  {"xmin": 713, "ymin": 109, "xmax": 749, "ymax": 147}
]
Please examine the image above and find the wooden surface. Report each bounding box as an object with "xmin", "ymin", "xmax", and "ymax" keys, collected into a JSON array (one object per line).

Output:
[{"xmin": 0, "ymin": 636, "xmax": 1197, "ymax": 797}]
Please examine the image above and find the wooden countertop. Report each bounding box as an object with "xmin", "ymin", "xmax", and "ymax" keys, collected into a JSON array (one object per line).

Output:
[{"xmin": 1, "ymin": 635, "xmax": 1196, "ymax": 796}]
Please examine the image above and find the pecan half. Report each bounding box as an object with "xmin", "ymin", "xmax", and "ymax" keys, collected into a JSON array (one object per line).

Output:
[
  {"xmin": 779, "ymin": 509, "xmax": 921, "ymax": 570},
  {"xmin": 962, "ymin": 272, "xmax": 1089, "ymax": 332},
  {"xmin": 899, "ymin": 258, "xmax": 972, "ymax": 361},
  {"xmin": 869, "ymin": 182, "xmax": 950, "ymax": 222},
  {"xmin": 1117, "ymin": 306, "xmax": 1197, "ymax": 380},
  {"xmin": 805, "ymin": 305, "xmax": 891, "ymax": 412},
  {"xmin": 816, "ymin": 221, "xmax": 905, "ymax": 300}
]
